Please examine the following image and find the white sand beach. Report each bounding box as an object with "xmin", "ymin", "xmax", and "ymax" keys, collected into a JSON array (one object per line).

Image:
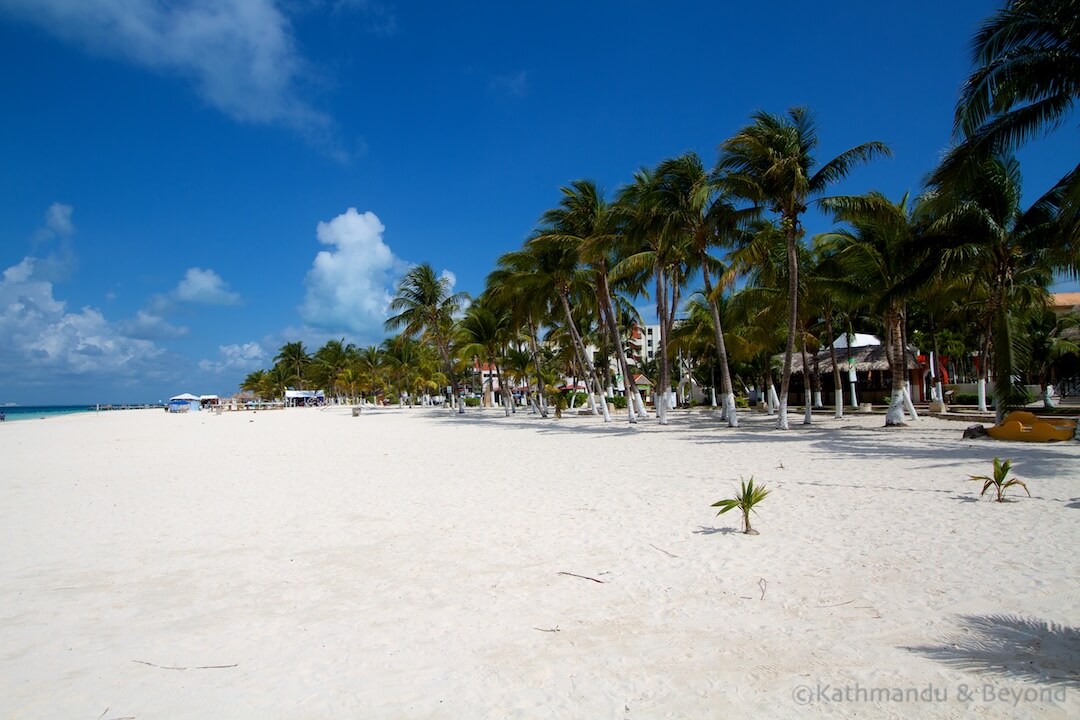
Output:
[{"xmin": 1, "ymin": 406, "xmax": 1077, "ymax": 719}]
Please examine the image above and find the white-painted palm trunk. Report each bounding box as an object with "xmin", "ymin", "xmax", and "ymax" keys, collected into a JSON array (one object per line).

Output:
[
  {"xmin": 977, "ymin": 379, "xmax": 988, "ymax": 412},
  {"xmin": 635, "ymin": 391, "xmax": 650, "ymax": 418},
  {"xmin": 710, "ymin": 387, "xmax": 717, "ymax": 407},
  {"xmin": 935, "ymin": 381, "xmax": 945, "ymax": 408},
  {"xmin": 834, "ymin": 384, "xmax": 844, "ymax": 419},
  {"xmin": 776, "ymin": 399, "xmax": 790, "ymax": 430},
  {"xmin": 656, "ymin": 393, "xmax": 668, "ymax": 425},
  {"xmin": 902, "ymin": 384, "xmax": 918, "ymax": 422},
  {"xmin": 885, "ymin": 388, "xmax": 906, "ymax": 425},
  {"xmin": 722, "ymin": 393, "xmax": 739, "ymax": 427},
  {"xmin": 767, "ymin": 385, "xmax": 780, "ymax": 416},
  {"xmin": 813, "ymin": 390, "xmax": 823, "ymax": 408},
  {"xmin": 803, "ymin": 402, "xmax": 812, "ymax": 424},
  {"xmin": 1043, "ymin": 387, "xmax": 1056, "ymax": 408},
  {"xmin": 597, "ymin": 392, "xmax": 611, "ymax": 422},
  {"xmin": 849, "ymin": 380, "xmax": 859, "ymax": 408}
]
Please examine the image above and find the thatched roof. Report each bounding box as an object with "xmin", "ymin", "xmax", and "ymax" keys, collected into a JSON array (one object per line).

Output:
[{"xmin": 785, "ymin": 345, "xmax": 921, "ymax": 374}]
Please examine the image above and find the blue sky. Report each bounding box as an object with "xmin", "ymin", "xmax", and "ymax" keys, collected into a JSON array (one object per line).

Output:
[{"xmin": 1, "ymin": 0, "xmax": 1076, "ymax": 404}]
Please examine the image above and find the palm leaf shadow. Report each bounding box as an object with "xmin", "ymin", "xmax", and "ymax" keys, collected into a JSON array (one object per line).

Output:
[{"xmin": 905, "ymin": 614, "xmax": 1080, "ymax": 688}]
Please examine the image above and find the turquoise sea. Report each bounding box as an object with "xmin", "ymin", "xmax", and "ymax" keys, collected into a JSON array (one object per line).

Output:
[{"xmin": 0, "ymin": 405, "xmax": 97, "ymax": 422}]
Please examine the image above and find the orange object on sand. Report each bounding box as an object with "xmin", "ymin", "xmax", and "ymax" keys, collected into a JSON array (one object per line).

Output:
[{"xmin": 986, "ymin": 411, "xmax": 1077, "ymax": 442}]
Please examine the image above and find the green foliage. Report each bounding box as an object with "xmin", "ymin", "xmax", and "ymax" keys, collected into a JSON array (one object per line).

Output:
[
  {"xmin": 464, "ymin": 397, "xmax": 481, "ymax": 407},
  {"xmin": 711, "ymin": 476, "xmax": 770, "ymax": 534},
  {"xmin": 969, "ymin": 457, "xmax": 1030, "ymax": 503},
  {"xmin": 610, "ymin": 395, "xmax": 628, "ymax": 409},
  {"xmin": 952, "ymin": 391, "xmax": 1034, "ymax": 405},
  {"xmin": 735, "ymin": 396, "xmax": 750, "ymax": 408}
]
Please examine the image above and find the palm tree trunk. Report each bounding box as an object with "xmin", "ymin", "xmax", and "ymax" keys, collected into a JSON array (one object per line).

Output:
[
  {"xmin": 777, "ymin": 224, "xmax": 799, "ymax": 430},
  {"xmin": 800, "ymin": 328, "xmax": 812, "ymax": 425},
  {"xmin": 526, "ymin": 317, "xmax": 549, "ymax": 418},
  {"xmin": 656, "ymin": 265, "xmax": 671, "ymax": 425},
  {"xmin": 595, "ymin": 280, "xmax": 639, "ymax": 423},
  {"xmin": 701, "ymin": 263, "xmax": 738, "ymax": 427},
  {"xmin": 885, "ymin": 308, "xmax": 907, "ymax": 426},
  {"xmin": 825, "ymin": 312, "xmax": 844, "ymax": 418},
  {"xmin": 557, "ymin": 289, "xmax": 607, "ymax": 420}
]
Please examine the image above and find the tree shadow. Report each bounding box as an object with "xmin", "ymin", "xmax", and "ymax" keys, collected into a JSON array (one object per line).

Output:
[
  {"xmin": 1066, "ymin": 498, "xmax": 1080, "ymax": 509},
  {"xmin": 905, "ymin": 614, "xmax": 1080, "ymax": 688}
]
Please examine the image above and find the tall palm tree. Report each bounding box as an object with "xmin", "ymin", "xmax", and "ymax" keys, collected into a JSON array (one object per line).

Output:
[
  {"xmin": 274, "ymin": 341, "xmax": 311, "ymax": 390},
  {"xmin": 385, "ymin": 263, "xmax": 469, "ymax": 406},
  {"xmin": 313, "ymin": 338, "xmax": 354, "ymax": 401},
  {"xmin": 537, "ymin": 180, "xmax": 647, "ymax": 423},
  {"xmin": 525, "ymin": 228, "xmax": 607, "ymax": 420},
  {"xmin": 486, "ymin": 246, "xmax": 558, "ymax": 418},
  {"xmin": 454, "ymin": 298, "xmax": 512, "ymax": 414},
  {"xmin": 922, "ymin": 153, "xmax": 1058, "ymax": 422},
  {"xmin": 614, "ymin": 167, "xmax": 690, "ymax": 425},
  {"xmin": 717, "ymin": 107, "xmax": 890, "ymax": 429},
  {"xmin": 943, "ymin": 0, "xmax": 1080, "ymax": 248},
  {"xmin": 240, "ymin": 369, "xmax": 267, "ymax": 400},
  {"xmin": 818, "ymin": 191, "xmax": 937, "ymax": 426},
  {"xmin": 654, "ymin": 152, "xmax": 751, "ymax": 426}
]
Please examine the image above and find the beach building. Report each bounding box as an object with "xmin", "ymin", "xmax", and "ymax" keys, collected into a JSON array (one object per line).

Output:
[{"xmin": 787, "ymin": 334, "xmax": 925, "ymax": 406}]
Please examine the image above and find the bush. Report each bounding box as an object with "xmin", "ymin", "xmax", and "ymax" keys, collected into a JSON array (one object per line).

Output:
[
  {"xmin": 610, "ymin": 395, "xmax": 628, "ymax": 409},
  {"xmin": 735, "ymin": 396, "xmax": 749, "ymax": 408},
  {"xmin": 571, "ymin": 391, "xmax": 588, "ymax": 406},
  {"xmin": 464, "ymin": 396, "xmax": 481, "ymax": 407},
  {"xmin": 952, "ymin": 391, "xmax": 1034, "ymax": 405}
]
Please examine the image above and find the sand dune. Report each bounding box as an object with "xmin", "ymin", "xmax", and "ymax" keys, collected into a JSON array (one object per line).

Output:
[{"xmin": 1, "ymin": 406, "xmax": 1077, "ymax": 718}]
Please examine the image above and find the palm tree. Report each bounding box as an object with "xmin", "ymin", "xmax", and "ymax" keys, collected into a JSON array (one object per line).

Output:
[
  {"xmin": 486, "ymin": 247, "xmax": 558, "ymax": 418},
  {"xmin": 313, "ymin": 338, "xmax": 354, "ymax": 401},
  {"xmin": 536, "ymin": 180, "xmax": 647, "ymax": 423},
  {"xmin": 454, "ymin": 298, "xmax": 513, "ymax": 414},
  {"xmin": 385, "ymin": 263, "xmax": 469, "ymax": 407},
  {"xmin": 818, "ymin": 191, "xmax": 937, "ymax": 426},
  {"xmin": 654, "ymin": 152, "xmax": 751, "ymax": 426},
  {"xmin": 717, "ymin": 107, "xmax": 890, "ymax": 429},
  {"xmin": 240, "ymin": 369, "xmax": 267, "ymax": 400},
  {"xmin": 614, "ymin": 167, "xmax": 690, "ymax": 425},
  {"xmin": 525, "ymin": 228, "xmax": 607, "ymax": 420},
  {"xmin": 944, "ymin": 0, "xmax": 1080, "ymax": 247},
  {"xmin": 274, "ymin": 341, "xmax": 311, "ymax": 390},
  {"xmin": 922, "ymin": 153, "xmax": 1058, "ymax": 422},
  {"xmin": 356, "ymin": 345, "xmax": 386, "ymax": 403}
]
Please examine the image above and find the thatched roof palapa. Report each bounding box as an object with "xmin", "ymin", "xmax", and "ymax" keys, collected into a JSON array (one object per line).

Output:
[{"xmin": 786, "ymin": 345, "xmax": 921, "ymax": 374}]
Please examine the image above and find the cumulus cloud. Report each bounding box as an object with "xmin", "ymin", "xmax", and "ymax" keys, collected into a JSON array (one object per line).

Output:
[
  {"xmin": 0, "ymin": 256, "xmax": 164, "ymax": 379},
  {"xmin": 0, "ymin": 0, "xmax": 337, "ymax": 148},
  {"xmin": 198, "ymin": 341, "xmax": 266, "ymax": 374},
  {"xmin": 174, "ymin": 267, "xmax": 241, "ymax": 305},
  {"xmin": 117, "ymin": 310, "xmax": 189, "ymax": 340},
  {"xmin": 299, "ymin": 207, "xmax": 406, "ymax": 336}
]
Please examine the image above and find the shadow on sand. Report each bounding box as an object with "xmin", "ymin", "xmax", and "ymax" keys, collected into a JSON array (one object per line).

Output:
[{"xmin": 905, "ymin": 614, "xmax": 1080, "ymax": 689}]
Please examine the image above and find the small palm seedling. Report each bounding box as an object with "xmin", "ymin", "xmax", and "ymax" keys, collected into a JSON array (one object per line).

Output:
[
  {"xmin": 712, "ymin": 476, "xmax": 770, "ymax": 535},
  {"xmin": 969, "ymin": 457, "xmax": 1030, "ymax": 502}
]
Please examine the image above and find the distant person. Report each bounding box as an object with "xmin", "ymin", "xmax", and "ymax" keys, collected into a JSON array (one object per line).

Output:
[{"xmin": 0, "ymin": 411, "xmax": 5, "ymax": 422}]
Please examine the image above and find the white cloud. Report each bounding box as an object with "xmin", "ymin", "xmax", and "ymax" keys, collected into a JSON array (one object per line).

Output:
[
  {"xmin": 117, "ymin": 310, "xmax": 189, "ymax": 340},
  {"xmin": 0, "ymin": 256, "xmax": 164, "ymax": 378},
  {"xmin": 299, "ymin": 207, "xmax": 405, "ymax": 336},
  {"xmin": 174, "ymin": 267, "xmax": 240, "ymax": 305},
  {"xmin": 0, "ymin": 0, "xmax": 334, "ymax": 143},
  {"xmin": 43, "ymin": 202, "xmax": 74, "ymax": 237},
  {"xmin": 198, "ymin": 341, "xmax": 266, "ymax": 373}
]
